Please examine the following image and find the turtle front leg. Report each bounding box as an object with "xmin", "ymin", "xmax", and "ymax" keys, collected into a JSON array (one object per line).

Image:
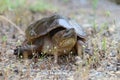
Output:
[
  {"xmin": 53, "ymin": 46, "xmax": 59, "ymax": 64},
  {"xmin": 53, "ymin": 52, "xmax": 60, "ymax": 68},
  {"xmin": 76, "ymin": 40, "xmax": 84, "ymax": 58}
]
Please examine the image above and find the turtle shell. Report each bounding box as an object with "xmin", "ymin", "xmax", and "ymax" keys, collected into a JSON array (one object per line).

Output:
[{"xmin": 25, "ymin": 14, "xmax": 86, "ymax": 41}]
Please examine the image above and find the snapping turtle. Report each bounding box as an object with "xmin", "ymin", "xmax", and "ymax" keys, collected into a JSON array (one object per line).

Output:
[{"xmin": 14, "ymin": 14, "xmax": 86, "ymax": 63}]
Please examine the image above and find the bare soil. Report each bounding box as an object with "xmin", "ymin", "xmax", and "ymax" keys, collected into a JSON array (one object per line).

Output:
[{"xmin": 0, "ymin": 0, "xmax": 120, "ymax": 80}]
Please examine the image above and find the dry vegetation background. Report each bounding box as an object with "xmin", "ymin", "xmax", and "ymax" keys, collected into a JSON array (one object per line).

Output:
[{"xmin": 0, "ymin": 0, "xmax": 120, "ymax": 80}]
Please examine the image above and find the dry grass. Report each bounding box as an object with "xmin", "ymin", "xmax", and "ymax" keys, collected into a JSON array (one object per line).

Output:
[{"xmin": 0, "ymin": 0, "xmax": 120, "ymax": 80}]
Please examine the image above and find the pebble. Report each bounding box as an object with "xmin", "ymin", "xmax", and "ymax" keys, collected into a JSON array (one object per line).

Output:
[
  {"xmin": 6, "ymin": 50, "xmax": 14, "ymax": 54},
  {"xmin": 0, "ymin": 0, "xmax": 120, "ymax": 80}
]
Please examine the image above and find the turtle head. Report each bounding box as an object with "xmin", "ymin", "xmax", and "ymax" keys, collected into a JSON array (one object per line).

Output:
[{"xmin": 52, "ymin": 28, "xmax": 77, "ymax": 48}]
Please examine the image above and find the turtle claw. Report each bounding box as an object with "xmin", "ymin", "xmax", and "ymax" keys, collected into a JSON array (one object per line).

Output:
[{"xmin": 14, "ymin": 46, "xmax": 21, "ymax": 55}]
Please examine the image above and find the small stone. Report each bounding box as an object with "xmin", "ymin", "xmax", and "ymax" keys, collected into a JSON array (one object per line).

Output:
[
  {"xmin": 0, "ymin": 72, "xmax": 3, "ymax": 76},
  {"xmin": 12, "ymin": 34, "xmax": 16, "ymax": 39},
  {"xmin": 6, "ymin": 50, "xmax": 14, "ymax": 55},
  {"xmin": 115, "ymin": 71, "xmax": 120, "ymax": 74},
  {"xmin": 109, "ymin": 51, "xmax": 116, "ymax": 57},
  {"xmin": 0, "ymin": 59, "xmax": 2, "ymax": 62},
  {"xmin": 14, "ymin": 68, "xmax": 19, "ymax": 74},
  {"xmin": 75, "ymin": 56, "xmax": 83, "ymax": 65}
]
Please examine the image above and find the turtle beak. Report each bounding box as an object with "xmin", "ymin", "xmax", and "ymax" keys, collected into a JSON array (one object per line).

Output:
[{"xmin": 63, "ymin": 28, "xmax": 75, "ymax": 37}]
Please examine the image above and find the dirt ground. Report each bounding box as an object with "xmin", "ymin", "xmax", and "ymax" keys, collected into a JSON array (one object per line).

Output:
[{"xmin": 0, "ymin": 0, "xmax": 120, "ymax": 80}]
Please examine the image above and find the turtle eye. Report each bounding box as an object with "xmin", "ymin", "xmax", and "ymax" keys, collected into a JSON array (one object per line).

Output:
[{"xmin": 30, "ymin": 31, "xmax": 34, "ymax": 36}]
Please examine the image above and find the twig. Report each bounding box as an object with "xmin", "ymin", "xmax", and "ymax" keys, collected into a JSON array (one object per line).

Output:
[{"xmin": 0, "ymin": 15, "xmax": 25, "ymax": 35}]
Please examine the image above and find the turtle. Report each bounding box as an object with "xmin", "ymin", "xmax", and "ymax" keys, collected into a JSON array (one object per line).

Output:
[{"xmin": 14, "ymin": 14, "xmax": 86, "ymax": 63}]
